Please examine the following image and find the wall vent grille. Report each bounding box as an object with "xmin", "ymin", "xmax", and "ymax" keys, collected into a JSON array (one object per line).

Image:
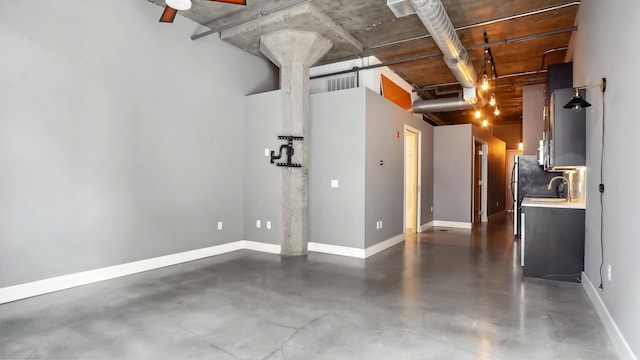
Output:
[{"xmin": 326, "ymin": 75, "xmax": 357, "ymax": 92}]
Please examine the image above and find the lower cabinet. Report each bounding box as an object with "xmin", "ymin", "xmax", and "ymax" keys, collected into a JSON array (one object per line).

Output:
[{"xmin": 522, "ymin": 206, "xmax": 585, "ymax": 282}]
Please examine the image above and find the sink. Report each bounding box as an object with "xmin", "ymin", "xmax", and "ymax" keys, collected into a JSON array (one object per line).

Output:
[{"xmin": 525, "ymin": 197, "xmax": 567, "ymax": 203}]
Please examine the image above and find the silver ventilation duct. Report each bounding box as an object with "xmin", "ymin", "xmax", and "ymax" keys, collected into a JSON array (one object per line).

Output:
[
  {"xmin": 413, "ymin": 98, "xmax": 472, "ymax": 113},
  {"xmin": 413, "ymin": 93, "xmax": 487, "ymax": 113},
  {"xmin": 407, "ymin": 0, "xmax": 479, "ymax": 113}
]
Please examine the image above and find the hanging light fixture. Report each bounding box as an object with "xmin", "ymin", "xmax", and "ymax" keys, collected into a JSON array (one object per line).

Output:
[
  {"xmin": 475, "ymin": 110, "xmax": 482, "ymax": 119},
  {"xmin": 489, "ymin": 93, "xmax": 496, "ymax": 107},
  {"xmin": 493, "ymin": 106, "xmax": 500, "ymax": 116},
  {"xmin": 479, "ymin": 48, "xmax": 490, "ymax": 92},
  {"xmin": 482, "ymin": 119, "xmax": 489, "ymax": 127},
  {"xmin": 563, "ymin": 88, "xmax": 592, "ymax": 112},
  {"xmin": 166, "ymin": 0, "xmax": 192, "ymax": 10},
  {"xmin": 481, "ymin": 74, "xmax": 489, "ymax": 91}
]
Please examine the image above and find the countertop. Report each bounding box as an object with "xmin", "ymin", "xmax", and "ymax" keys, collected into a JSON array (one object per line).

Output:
[{"xmin": 521, "ymin": 197, "xmax": 586, "ymax": 209}]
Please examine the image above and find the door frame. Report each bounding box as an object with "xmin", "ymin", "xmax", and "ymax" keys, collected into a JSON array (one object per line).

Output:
[
  {"xmin": 472, "ymin": 138, "xmax": 489, "ymax": 223},
  {"xmin": 404, "ymin": 125, "xmax": 422, "ymax": 233}
]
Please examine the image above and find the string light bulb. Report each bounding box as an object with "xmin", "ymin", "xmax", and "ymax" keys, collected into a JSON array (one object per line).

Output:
[
  {"xmin": 489, "ymin": 93, "xmax": 496, "ymax": 107},
  {"xmin": 475, "ymin": 110, "xmax": 481, "ymax": 119},
  {"xmin": 482, "ymin": 119, "xmax": 489, "ymax": 127},
  {"xmin": 494, "ymin": 107, "xmax": 500, "ymax": 116},
  {"xmin": 481, "ymin": 74, "xmax": 489, "ymax": 91}
]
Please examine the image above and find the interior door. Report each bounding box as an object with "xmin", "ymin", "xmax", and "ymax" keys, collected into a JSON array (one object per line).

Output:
[
  {"xmin": 405, "ymin": 128, "xmax": 419, "ymax": 233},
  {"xmin": 473, "ymin": 142, "xmax": 482, "ymax": 223}
]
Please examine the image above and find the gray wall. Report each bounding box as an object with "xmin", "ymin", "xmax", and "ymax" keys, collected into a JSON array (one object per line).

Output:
[
  {"xmin": 309, "ymin": 88, "xmax": 366, "ymax": 248},
  {"xmin": 492, "ymin": 123, "xmax": 522, "ymax": 150},
  {"xmin": 522, "ymin": 84, "xmax": 545, "ymax": 155},
  {"xmin": 434, "ymin": 125, "xmax": 472, "ymax": 223},
  {"xmin": 364, "ymin": 89, "xmax": 434, "ymax": 248},
  {"xmin": 573, "ymin": 0, "xmax": 640, "ymax": 356},
  {"xmin": 244, "ymin": 91, "xmax": 283, "ymax": 245},
  {"xmin": 0, "ymin": 0, "xmax": 276, "ymax": 287},
  {"xmin": 472, "ymin": 126, "xmax": 507, "ymax": 216},
  {"xmin": 433, "ymin": 124, "xmax": 506, "ymax": 223},
  {"xmin": 243, "ymin": 86, "xmax": 435, "ymax": 251}
]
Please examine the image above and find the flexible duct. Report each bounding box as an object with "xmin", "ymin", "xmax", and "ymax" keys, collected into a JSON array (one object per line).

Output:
[{"xmin": 409, "ymin": 0, "xmax": 479, "ymax": 112}]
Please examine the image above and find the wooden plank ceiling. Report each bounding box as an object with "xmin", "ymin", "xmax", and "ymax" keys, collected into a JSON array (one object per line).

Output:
[{"xmin": 149, "ymin": 0, "xmax": 580, "ymax": 126}]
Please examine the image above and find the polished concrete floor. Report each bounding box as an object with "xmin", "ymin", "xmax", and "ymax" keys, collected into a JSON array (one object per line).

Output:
[{"xmin": 0, "ymin": 215, "xmax": 616, "ymax": 359}]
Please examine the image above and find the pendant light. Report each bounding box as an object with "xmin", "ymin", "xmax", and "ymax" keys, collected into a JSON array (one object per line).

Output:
[
  {"xmin": 480, "ymin": 48, "xmax": 489, "ymax": 92},
  {"xmin": 481, "ymin": 74, "xmax": 489, "ymax": 91},
  {"xmin": 489, "ymin": 93, "xmax": 496, "ymax": 107},
  {"xmin": 493, "ymin": 107, "xmax": 500, "ymax": 116},
  {"xmin": 563, "ymin": 88, "xmax": 591, "ymax": 112},
  {"xmin": 475, "ymin": 110, "xmax": 482, "ymax": 119},
  {"xmin": 166, "ymin": 0, "xmax": 192, "ymax": 10}
]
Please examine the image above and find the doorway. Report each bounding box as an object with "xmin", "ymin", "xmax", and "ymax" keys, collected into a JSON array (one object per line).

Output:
[
  {"xmin": 472, "ymin": 139, "xmax": 488, "ymax": 223},
  {"xmin": 404, "ymin": 125, "xmax": 421, "ymax": 233}
]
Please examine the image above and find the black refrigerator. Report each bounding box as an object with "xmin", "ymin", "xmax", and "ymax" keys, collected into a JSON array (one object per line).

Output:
[{"xmin": 513, "ymin": 155, "xmax": 558, "ymax": 237}]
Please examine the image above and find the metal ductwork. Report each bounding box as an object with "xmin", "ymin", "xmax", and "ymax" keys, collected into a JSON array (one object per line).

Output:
[
  {"xmin": 407, "ymin": 0, "xmax": 479, "ymax": 113},
  {"xmin": 413, "ymin": 93, "xmax": 487, "ymax": 113},
  {"xmin": 413, "ymin": 98, "xmax": 473, "ymax": 113}
]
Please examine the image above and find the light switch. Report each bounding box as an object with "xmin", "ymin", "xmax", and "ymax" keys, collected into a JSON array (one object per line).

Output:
[
  {"xmin": 266, "ymin": 221, "xmax": 271, "ymax": 230},
  {"xmin": 256, "ymin": 220, "xmax": 261, "ymax": 228},
  {"xmin": 217, "ymin": 221, "xmax": 223, "ymax": 230},
  {"xmin": 264, "ymin": 148, "xmax": 270, "ymax": 157},
  {"xmin": 331, "ymin": 179, "xmax": 339, "ymax": 188}
]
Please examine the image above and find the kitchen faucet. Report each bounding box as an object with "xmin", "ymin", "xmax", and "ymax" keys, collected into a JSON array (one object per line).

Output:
[{"xmin": 547, "ymin": 176, "xmax": 570, "ymax": 201}]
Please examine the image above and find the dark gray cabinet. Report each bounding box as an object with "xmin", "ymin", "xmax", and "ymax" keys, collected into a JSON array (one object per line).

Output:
[
  {"xmin": 547, "ymin": 62, "xmax": 573, "ymax": 97},
  {"xmin": 548, "ymin": 88, "xmax": 586, "ymax": 169},
  {"xmin": 522, "ymin": 206, "xmax": 585, "ymax": 282}
]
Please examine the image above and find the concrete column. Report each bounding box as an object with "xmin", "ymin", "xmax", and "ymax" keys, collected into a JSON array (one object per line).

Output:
[{"xmin": 259, "ymin": 30, "xmax": 332, "ymax": 256}]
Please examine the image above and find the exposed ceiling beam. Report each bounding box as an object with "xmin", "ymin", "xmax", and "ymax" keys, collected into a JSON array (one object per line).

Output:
[
  {"xmin": 314, "ymin": 26, "xmax": 576, "ymax": 82},
  {"xmin": 191, "ymin": 0, "xmax": 311, "ymax": 40},
  {"xmin": 367, "ymin": 1, "xmax": 581, "ymax": 50}
]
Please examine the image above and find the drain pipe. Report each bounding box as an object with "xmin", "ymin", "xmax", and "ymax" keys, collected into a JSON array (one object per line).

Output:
[{"xmin": 407, "ymin": 0, "xmax": 479, "ymax": 112}]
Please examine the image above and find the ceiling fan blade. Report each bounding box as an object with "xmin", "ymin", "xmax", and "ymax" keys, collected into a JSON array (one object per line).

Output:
[
  {"xmin": 206, "ymin": 0, "xmax": 247, "ymax": 5},
  {"xmin": 159, "ymin": 6, "xmax": 178, "ymax": 23}
]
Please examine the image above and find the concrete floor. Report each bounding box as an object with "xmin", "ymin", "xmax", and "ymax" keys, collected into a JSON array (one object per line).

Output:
[{"xmin": 0, "ymin": 215, "xmax": 616, "ymax": 359}]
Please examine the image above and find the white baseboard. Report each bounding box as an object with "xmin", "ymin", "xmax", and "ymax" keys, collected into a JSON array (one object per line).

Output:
[
  {"xmin": 432, "ymin": 220, "xmax": 472, "ymax": 229},
  {"xmin": 0, "ymin": 240, "xmax": 281, "ymax": 305},
  {"xmin": 308, "ymin": 242, "xmax": 366, "ymax": 258},
  {"xmin": 1, "ymin": 233, "xmax": 412, "ymax": 304},
  {"xmin": 365, "ymin": 234, "xmax": 405, "ymax": 258},
  {"xmin": 309, "ymin": 234, "xmax": 405, "ymax": 259},
  {"xmin": 582, "ymin": 272, "xmax": 637, "ymax": 360},
  {"xmin": 242, "ymin": 240, "xmax": 281, "ymax": 254},
  {"xmin": 419, "ymin": 221, "xmax": 434, "ymax": 232}
]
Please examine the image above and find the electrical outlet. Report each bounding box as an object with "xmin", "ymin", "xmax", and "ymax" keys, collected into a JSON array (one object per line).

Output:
[
  {"xmin": 266, "ymin": 221, "xmax": 271, "ymax": 230},
  {"xmin": 256, "ymin": 220, "xmax": 261, "ymax": 228},
  {"xmin": 607, "ymin": 264, "xmax": 612, "ymax": 281},
  {"xmin": 379, "ymin": 220, "xmax": 383, "ymax": 229},
  {"xmin": 375, "ymin": 221, "xmax": 379, "ymax": 230},
  {"xmin": 217, "ymin": 221, "xmax": 223, "ymax": 230},
  {"xmin": 431, "ymin": 205, "xmax": 434, "ymax": 213},
  {"xmin": 331, "ymin": 179, "xmax": 339, "ymax": 188}
]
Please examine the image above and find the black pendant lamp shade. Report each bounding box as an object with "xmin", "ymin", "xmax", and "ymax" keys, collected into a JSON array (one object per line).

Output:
[{"xmin": 564, "ymin": 88, "xmax": 591, "ymax": 111}]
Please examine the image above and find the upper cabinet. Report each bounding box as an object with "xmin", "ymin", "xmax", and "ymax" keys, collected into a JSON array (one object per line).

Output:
[
  {"xmin": 548, "ymin": 88, "xmax": 586, "ymax": 169},
  {"xmin": 547, "ymin": 62, "xmax": 573, "ymax": 97},
  {"xmin": 543, "ymin": 62, "xmax": 586, "ymax": 170}
]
